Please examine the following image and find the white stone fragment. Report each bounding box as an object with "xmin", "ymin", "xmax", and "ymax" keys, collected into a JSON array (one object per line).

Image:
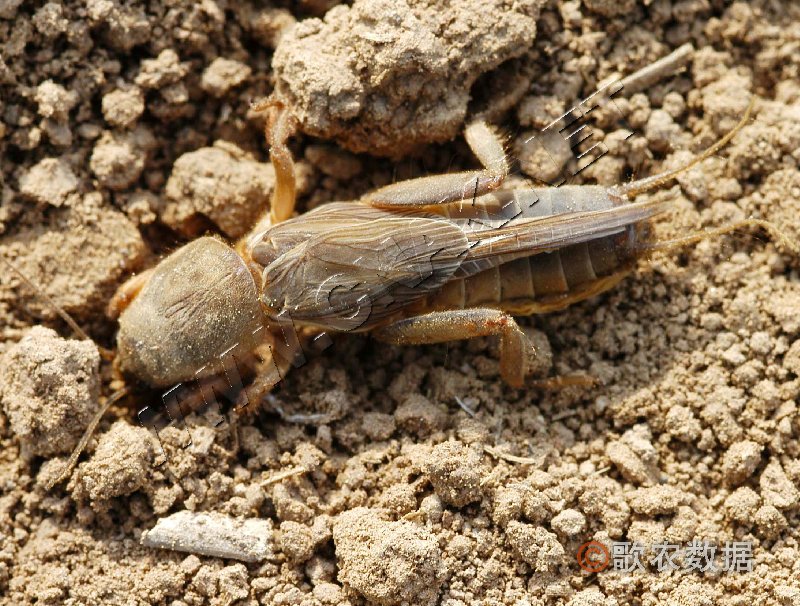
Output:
[{"xmin": 141, "ymin": 511, "xmax": 274, "ymax": 563}]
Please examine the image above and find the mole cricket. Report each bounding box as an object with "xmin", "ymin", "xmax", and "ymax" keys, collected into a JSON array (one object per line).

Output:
[
  {"xmin": 5, "ymin": 85, "xmax": 794, "ymax": 489},
  {"xmin": 109, "ymin": 96, "xmax": 789, "ymax": 398}
]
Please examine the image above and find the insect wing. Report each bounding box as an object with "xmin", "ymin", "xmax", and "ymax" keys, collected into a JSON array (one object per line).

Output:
[
  {"xmin": 261, "ymin": 213, "xmax": 469, "ymax": 332},
  {"xmin": 465, "ymin": 198, "xmax": 667, "ymax": 262}
]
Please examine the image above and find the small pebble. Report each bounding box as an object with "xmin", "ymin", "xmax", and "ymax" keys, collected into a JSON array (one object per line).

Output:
[{"xmin": 141, "ymin": 511, "xmax": 275, "ymax": 563}]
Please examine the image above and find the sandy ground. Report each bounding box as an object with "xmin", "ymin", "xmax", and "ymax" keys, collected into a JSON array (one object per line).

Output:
[{"xmin": 2, "ymin": 0, "xmax": 800, "ymax": 605}]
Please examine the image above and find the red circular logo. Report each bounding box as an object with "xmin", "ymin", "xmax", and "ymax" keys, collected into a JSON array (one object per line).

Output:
[{"xmin": 577, "ymin": 540, "xmax": 610, "ymax": 573}]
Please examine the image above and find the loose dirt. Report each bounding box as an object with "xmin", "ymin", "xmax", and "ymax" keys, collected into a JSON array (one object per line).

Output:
[{"xmin": 1, "ymin": 1, "xmax": 800, "ymax": 605}]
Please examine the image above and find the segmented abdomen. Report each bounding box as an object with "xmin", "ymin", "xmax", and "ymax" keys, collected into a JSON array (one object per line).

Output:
[
  {"xmin": 423, "ymin": 186, "xmax": 644, "ymax": 314},
  {"xmin": 427, "ymin": 235, "xmax": 633, "ymax": 314}
]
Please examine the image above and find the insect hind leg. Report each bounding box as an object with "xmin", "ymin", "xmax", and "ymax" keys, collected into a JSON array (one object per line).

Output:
[
  {"xmin": 364, "ymin": 121, "xmax": 510, "ymax": 208},
  {"xmin": 373, "ymin": 308, "xmax": 536, "ymax": 387}
]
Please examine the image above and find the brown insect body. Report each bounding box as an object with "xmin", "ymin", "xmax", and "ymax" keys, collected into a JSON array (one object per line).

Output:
[
  {"xmin": 14, "ymin": 46, "xmax": 785, "ymax": 489},
  {"xmin": 248, "ymin": 185, "xmax": 648, "ymax": 331},
  {"xmin": 114, "ymin": 101, "xmax": 761, "ymax": 396},
  {"xmin": 114, "ymin": 186, "xmax": 653, "ymax": 391}
]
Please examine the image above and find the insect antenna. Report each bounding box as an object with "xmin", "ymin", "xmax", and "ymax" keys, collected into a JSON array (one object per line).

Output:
[
  {"xmin": 641, "ymin": 218, "xmax": 799, "ymax": 256},
  {"xmin": 1, "ymin": 256, "xmax": 115, "ymax": 360},
  {"xmin": 45, "ymin": 385, "xmax": 132, "ymax": 490},
  {"xmin": 612, "ymin": 97, "xmax": 755, "ymax": 200},
  {"xmin": 1, "ymin": 255, "xmax": 131, "ymax": 489}
]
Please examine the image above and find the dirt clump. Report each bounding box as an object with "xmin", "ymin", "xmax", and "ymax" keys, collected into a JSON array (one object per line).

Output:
[
  {"xmin": 0, "ymin": 326, "xmax": 99, "ymax": 457},
  {"xmin": 163, "ymin": 142, "xmax": 276, "ymax": 239},
  {"xmin": 71, "ymin": 419, "xmax": 155, "ymax": 502},
  {"xmin": 425, "ymin": 440, "xmax": 486, "ymax": 507},
  {"xmin": 505, "ymin": 521, "xmax": 565, "ymax": 571},
  {"xmin": 720, "ymin": 439, "xmax": 764, "ymax": 485},
  {"xmin": 201, "ymin": 57, "xmax": 253, "ymax": 98},
  {"xmin": 332, "ymin": 507, "xmax": 446, "ymax": 605},
  {"xmin": 272, "ymin": 0, "xmax": 544, "ymax": 156},
  {"xmin": 18, "ymin": 157, "xmax": 78, "ymax": 207},
  {"xmin": 0, "ymin": 198, "xmax": 148, "ymax": 325},
  {"xmin": 100, "ymin": 86, "xmax": 145, "ymax": 129}
]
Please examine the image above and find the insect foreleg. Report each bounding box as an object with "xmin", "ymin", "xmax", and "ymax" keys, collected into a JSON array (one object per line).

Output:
[
  {"xmin": 107, "ymin": 267, "xmax": 155, "ymax": 320},
  {"xmin": 234, "ymin": 327, "xmax": 330, "ymax": 412},
  {"xmin": 233, "ymin": 342, "xmax": 287, "ymax": 412}
]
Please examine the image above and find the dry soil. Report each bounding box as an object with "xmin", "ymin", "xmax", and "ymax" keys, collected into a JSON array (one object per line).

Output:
[{"xmin": 1, "ymin": 1, "xmax": 800, "ymax": 605}]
